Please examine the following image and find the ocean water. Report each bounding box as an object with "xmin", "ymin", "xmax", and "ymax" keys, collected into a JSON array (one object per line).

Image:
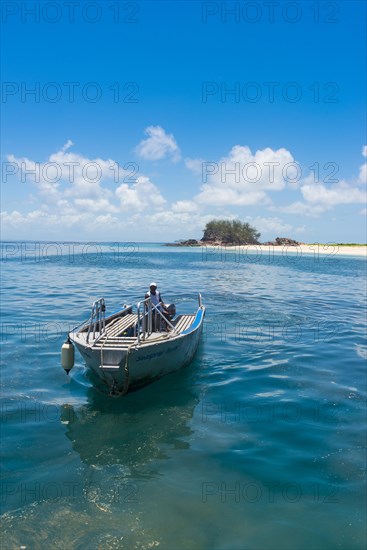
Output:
[{"xmin": 1, "ymin": 242, "xmax": 366, "ymax": 550}]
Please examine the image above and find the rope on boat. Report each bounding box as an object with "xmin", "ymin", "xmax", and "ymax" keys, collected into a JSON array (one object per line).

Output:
[
  {"xmin": 120, "ymin": 342, "xmax": 136, "ymax": 395},
  {"xmin": 99, "ymin": 337, "xmax": 110, "ymax": 387},
  {"xmin": 100, "ymin": 336, "xmax": 133, "ymax": 395}
]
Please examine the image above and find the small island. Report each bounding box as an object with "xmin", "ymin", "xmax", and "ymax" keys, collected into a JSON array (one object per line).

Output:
[
  {"xmin": 165, "ymin": 219, "xmax": 367, "ymax": 257},
  {"xmin": 166, "ymin": 219, "xmax": 301, "ymax": 247}
]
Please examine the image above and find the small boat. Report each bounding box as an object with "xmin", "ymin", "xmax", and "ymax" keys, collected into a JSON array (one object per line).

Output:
[{"xmin": 61, "ymin": 294, "xmax": 205, "ymax": 395}]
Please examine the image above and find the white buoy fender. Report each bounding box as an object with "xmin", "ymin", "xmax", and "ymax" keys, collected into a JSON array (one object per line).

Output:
[{"xmin": 61, "ymin": 337, "xmax": 75, "ymax": 374}]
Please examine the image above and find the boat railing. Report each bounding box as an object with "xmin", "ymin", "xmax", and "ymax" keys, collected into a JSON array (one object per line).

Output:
[
  {"xmin": 136, "ymin": 297, "xmax": 179, "ymax": 343},
  {"xmin": 86, "ymin": 298, "xmax": 106, "ymax": 343}
]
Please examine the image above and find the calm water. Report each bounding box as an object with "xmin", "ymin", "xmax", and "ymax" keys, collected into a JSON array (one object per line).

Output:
[{"xmin": 1, "ymin": 242, "xmax": 366, "ymax": 549}]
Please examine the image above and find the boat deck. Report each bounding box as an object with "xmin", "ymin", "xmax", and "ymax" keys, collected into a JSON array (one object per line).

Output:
[
  {"xmin": 90, "ymin": 313, "xmax": 196, "ymax": 348},
  {"xmin": 173, "ymin": 314, "xmax": 196, "ymax": 332},
  {"xmin": 104, "ymin": 313, "xmax": 138, "ymax": 337}
]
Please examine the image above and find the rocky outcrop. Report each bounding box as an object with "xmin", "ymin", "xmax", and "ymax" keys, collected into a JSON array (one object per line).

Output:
[
  {"xmin": 166, "ymin": 237, "xmax": 302, "ymax": 247},
  {"xmin": 262, "ymin": 237, "xmax": 301, "ymax": 246},
  {"xmin": 165, "ymin": 239, "xmax": 202, "ymax": 247}
]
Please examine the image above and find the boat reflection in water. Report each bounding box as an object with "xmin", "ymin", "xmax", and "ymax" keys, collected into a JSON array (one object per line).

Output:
[
  {"xmin": 60, "ymin": 361, "xmax": 201, "ymax": 477},
  {"xmin": 0, "ymin": 363, "xmax": 203, "ymax": 550}
]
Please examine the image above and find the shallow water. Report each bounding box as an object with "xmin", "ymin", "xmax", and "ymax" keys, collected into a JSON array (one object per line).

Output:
[{"xmin": 1, "ymin": 242, "xmax": 366, "ymax": 549}]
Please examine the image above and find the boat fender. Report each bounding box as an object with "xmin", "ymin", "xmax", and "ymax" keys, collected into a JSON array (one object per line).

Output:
[{"xmin": 61, "ymin": 336, "xmax": 75, "ymax": 375}]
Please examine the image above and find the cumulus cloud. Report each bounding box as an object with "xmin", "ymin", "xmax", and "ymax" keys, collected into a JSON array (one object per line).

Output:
[
  {"xmin": 2, "ymin": 141, "xmax": 180, "ymax": 239},
  {"xmin": 1, "ymin": 207, "xmax": 79, "ymax": 229},
  {"xmin": 48, "ymin": 143, "xmax": 118, "ymax": 199},
  {"xmin": 144, "ymin": 210, "xmax": 213, "ymax": 235},
  {"xmin": 171, "ymin": 200, "xmax": 199, "ymax": 213},
  {"xmin": 115, "ymin": 176, "xmax": 166, "ymax": 212},
  {"xmin": 191, "ymin": 145, "xmax": 297, "ymax": 207},
  {"xmin": 61, "ymin": 140, "xmax": 74, "ymax": 152},
  {"xmin": 7, "ymin": 141, "xmax": 144, "ymax": 215},
  {"xmin": 4, "ymin": 139, "xmax": 366, "ymax": 241},
  {"xmin": 74, "ymin": 198, "xmax": 119, "ymax": 213},
  {"xmin": 7, "ymin": 153, "xmax": 61, "ymax": 199},
  {"xmin": 301, "ymin": 179, "xmax": 366, "ymax": 206},
  {"xmin": 249, "ymin": 216, "xmax": 294, "ymax": 235},
  {"xmin": 1, "ymin": 210, "xmax": 26, "ymax": 227},
  {"xmin": 135, "ymin": 126, "xmax": 181, "ymax": 162},
  {"xmin": 7, "ymin": 141, "xmax": 124, "ymax": 212},
  {"xmin": 277, "ymin": 147, "xmax": 367, "ymax": 216},
  {"xmin": 275, "ymin": 201, "xmax": 327, "ymax": 217},
  {"xmin": 185, "ymin": 158, "xmax": 206, "ymax": 174}
]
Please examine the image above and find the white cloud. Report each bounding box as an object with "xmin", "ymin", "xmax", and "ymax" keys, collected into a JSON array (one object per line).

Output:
[
  {"xmin": 61, "ymin": 140, "xmax": 74, "ymax": 152},
  {"xmin": 249, "ymin": 216, "xmax": 294, "ymax": 236},
  {"xmin": 358, "ymin": 145, "xmax": 367, "ymax": 184},
  {"xmin": 275, "ymin": 201, "xmax": 327, "ymax": 217},
  {"xmin": 301, "ymin": 179, "xmax": 366, "ymax": 206},
  {"xmin": 115, "ymin": 176, "xmax": 166, "ymax": 212},
  {"xmin": 135, "ymin": 126, "xmax": 180, "ymax": 162},
  {"xmin": 1, "ymin": 207, "xmax": 79, "ymax": 229},
  {"xmin": 144, "ymin": 210, "xmax": 212, "ymax": 236},
  {"xmin": 171, "ymin": 200, "xmax": 199, "ymax": 213},
  {"xmin": 359, "ymin": 164, "xmax": 367, "ymax": 185},
  {"xmin": 192, "ymin": 145, "xmax": 297, "ymax": 207},
  {"xmin": 199, "ymin": 187, "xmax": 270, "ymax": 206},
  {"xmin": 146, "ymin": 210, "xmax": 193, "ymax": 227},
  {"xmin": 1, "ymin": 210, "xmax": 26, "ymax": 227},
  {"xmin": 2, "ymin": 141, "xmax": 177, "ymax": 238},
  {"xmin": 294, "ymin": 225, "xmax": 306, "ymax": 234},
  {"xmin": 48, "ymin": 144, "xmax": 118, "ymax": 199},
  {"xmin": 74, "ymin": 198, "xmax": 119, "ymax": 213},
  {"xmin": 185, "ymin": 158, "xmax": 205, "ymax": 174},
  {"xmin": 7, "ymin": 142, "xmax": 138, "ymax": 214},
  {"xmin": 7, "ymin": 153, "xmax": 61, "ymax": 199},
  {"xmin": 4, "ymin": 140, "xmax": 366, "ymax": 241},
  {"xmin": 1, "ymin": 206, "xmax": 124, "ymax": 235},
  {"xmin": 276, "ymin": 148, "xmax": 367, "ymax": 217}
]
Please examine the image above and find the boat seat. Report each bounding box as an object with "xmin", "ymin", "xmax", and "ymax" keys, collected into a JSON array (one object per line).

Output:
[
  {"xmin": 104, "ymin": 314, "xmax": 138, "ymax": 337},
  {"xmin": 173, "ymin": 314, "xmax": 196, "ymax": 333}
]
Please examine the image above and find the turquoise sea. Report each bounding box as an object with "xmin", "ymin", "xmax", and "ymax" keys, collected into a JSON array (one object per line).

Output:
[{"xmin": 1, "ymin": 242, "xmax": 366, "ymax": 549}]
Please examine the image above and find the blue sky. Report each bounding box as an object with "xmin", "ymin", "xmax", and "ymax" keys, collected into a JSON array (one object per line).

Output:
[{"xmin": 1, "ymin": 0, "xmax": 366, "ymax": 242}]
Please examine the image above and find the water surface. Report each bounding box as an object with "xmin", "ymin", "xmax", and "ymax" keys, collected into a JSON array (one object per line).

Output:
[{"xmin": 1, "ymin": 242, "xmax": 366, "ymax": 549}]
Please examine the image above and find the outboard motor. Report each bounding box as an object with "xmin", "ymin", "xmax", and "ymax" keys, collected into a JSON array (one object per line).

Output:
[{"xmin": 165, "ymin": 303, "xmax": 176, "ymax": 320}]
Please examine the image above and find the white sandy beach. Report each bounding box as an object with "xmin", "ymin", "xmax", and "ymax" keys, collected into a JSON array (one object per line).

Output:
[{"xmin": 201, "ymin": 244, "xmax": 367, "ymax": 258}]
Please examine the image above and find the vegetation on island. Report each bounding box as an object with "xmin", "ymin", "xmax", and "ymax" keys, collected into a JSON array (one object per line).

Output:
[
  {"xmin": 166, "ymin": 219, "xmax": 263, "ymax": 246},
  {"xmin": 202, "ymin": 219, "xmax": 261, "ymax": 244}
]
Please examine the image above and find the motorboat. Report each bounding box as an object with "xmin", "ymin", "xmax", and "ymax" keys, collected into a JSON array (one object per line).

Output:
[{"xmin": 61, "ymin": 294, "xmax": 205, "ymax": 395}]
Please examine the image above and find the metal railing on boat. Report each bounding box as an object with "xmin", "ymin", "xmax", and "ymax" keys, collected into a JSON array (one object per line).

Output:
[
  {"xmin": 86, "ymin": 298, "xmax": 106, "ymax": 343},
  {"xmin": 136, "ymin": 297, "xmax": 179, "ymax": 343},
  {"xmin": 81, "ymin": 293, "xmax": 203, "ymax": 345}
]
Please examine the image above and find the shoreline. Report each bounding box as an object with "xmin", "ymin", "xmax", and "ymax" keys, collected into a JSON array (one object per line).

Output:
[{"xmin": 170, "ymin": 243, "xmax": 367, "ymax": 258}]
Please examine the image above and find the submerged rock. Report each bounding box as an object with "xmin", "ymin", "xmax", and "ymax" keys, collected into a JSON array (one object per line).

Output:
[{"xmin": 165, "ymin": 239, "xmax": 202, "ymax": 247}]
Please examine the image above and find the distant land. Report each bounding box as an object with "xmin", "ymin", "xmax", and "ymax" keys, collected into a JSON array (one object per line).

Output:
[
  {"xmin": 165, "ymin": 239, "xmax": 367, "ymax": 247},
  {"xmin": 166, "ymin": 237, "xmax": 302, "ymax": 247},
  {"xmin": 164, "ymin": 239, "xmax": 367, "ymax": 258},
  {"xmin": 165, "ymin": 220, "xmax": 366, "ymax": 256}
]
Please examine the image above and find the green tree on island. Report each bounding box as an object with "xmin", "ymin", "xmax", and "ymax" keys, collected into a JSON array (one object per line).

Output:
[{"xmin": 202, "ymin": 219, "xmax": 261, "ymax": 244}]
